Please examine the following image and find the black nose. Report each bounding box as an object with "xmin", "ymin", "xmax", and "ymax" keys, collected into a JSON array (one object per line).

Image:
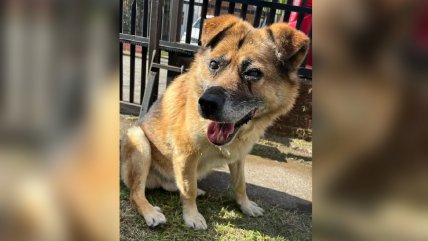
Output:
[{"xmin": 198, "ymin": 87, "xmax": 226, "ymax": 119}]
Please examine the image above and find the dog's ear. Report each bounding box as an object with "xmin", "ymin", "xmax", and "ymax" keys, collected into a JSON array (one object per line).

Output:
[
  {"xmin": 268, "ymin": 23, "xmax": 310, "ymax": 70},
  {"xmin": 201, "ymin": 15, "xmax": 242, "ymax": 48}
]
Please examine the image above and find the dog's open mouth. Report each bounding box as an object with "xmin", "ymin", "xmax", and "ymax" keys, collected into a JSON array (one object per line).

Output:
[{"xmin": 207, "ymin": 109, "xmax": 256, "ymax": 146}]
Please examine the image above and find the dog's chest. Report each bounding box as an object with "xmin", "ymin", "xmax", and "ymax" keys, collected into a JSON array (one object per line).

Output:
[{"xmin": 196, "ymin": 140, "xmax": 254, "ymax": 179}]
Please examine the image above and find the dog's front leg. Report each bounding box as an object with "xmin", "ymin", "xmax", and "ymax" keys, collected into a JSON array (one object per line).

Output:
[
  {"xmin": 229, "ymin": 159, "xmax": 264, "ymax": 217},
  {"xmin": 174, "ymin": 153, "xmax": 207, "ymax": 230}
]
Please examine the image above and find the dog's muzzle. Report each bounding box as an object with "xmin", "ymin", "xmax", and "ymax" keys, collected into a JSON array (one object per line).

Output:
[
  {"xmin": 198, "ymin": 86, "xmax": 227, "ymax": 121},
  {"xmin": 198, "ymin": 86, "xmax": 257, "ymax": 146}
]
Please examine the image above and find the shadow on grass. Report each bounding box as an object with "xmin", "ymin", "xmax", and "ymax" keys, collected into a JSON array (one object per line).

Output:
[
  {"xmin": 284, "ymin": 153, "xmax": 312, "ymax": 162},
  {"xmin": 262, "ymin": 133, "xmax": 292, "ymax": 147},
  {"xmin": 199, "ymin": 171, "xmax": 311, "ymax": 212},
  {"xmin": 250, "ymin": 144, "xmax": 288, "ymax": 162},
  {"xmin": 250, "ymin": 141, "xmax": 312, "ymax": 162},
  {"xmin": 199, "ymin": 171, "xmax": 312, "ymax": 240},
  {"xmin": 250, "ymin": 144, "xmax": 312, "ymax": 162},
  {"xmin": 120, "ymin": 172, "xmax": 311, "ymax": 240}
]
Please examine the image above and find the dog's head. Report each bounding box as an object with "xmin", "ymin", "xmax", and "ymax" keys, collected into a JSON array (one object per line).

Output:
[{"xmin": 196, "ymin": 15, "xmax": 309, "ymax": 146}]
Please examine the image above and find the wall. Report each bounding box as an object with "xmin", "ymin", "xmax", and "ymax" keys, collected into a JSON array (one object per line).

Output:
[{"xmin": 267, "ymin": 81, "xmax": 312, "ymax": 141}]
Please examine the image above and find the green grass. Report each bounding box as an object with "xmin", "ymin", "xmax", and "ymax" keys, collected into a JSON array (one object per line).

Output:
[
  {"xmin": 160, "ymin": 51, "xmax": 169, "ymax": 58},
  {"xmin": 120, "ymin": 182, "xmax": 311, "ymax": 241}
]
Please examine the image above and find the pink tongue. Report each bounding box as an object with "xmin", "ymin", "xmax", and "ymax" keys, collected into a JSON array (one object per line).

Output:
[{"xmin": 207, "ymin": 122, "xmax": 235, "ymax": 145}]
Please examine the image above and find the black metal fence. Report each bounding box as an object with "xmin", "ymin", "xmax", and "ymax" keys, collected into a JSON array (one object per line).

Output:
[{"xmin": 119, "ymin": 0, "xmax": 312, "ymax": 116}]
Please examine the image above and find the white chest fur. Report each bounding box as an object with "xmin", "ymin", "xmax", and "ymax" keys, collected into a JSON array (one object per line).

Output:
[{"xmin": 196, "ymin": 135, "xmax": 257, "ymax": 179}]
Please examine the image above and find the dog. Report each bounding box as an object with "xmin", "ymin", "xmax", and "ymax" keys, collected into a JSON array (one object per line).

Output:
[{"xmin": 121, "ymin": 15, "xmax": 309, "ymax": 230}]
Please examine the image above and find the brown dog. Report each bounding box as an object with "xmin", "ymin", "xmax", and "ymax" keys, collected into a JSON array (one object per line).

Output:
[{"xmin": 121, "ymin": 15, "xmax": 309, "ymax": 229}]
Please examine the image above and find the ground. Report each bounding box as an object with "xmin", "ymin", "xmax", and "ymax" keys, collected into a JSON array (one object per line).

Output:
[{"xmin": 120, "ymin": 115, "xmax": 312, "ymax": 241}]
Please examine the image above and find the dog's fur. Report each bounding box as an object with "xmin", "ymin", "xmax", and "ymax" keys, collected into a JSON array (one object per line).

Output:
[{"xmin": 121, "ymin": 15, "xmax": 309, "ymax": 229}]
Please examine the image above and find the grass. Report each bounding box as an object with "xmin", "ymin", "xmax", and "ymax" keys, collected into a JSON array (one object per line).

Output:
[{"xmin": 120, "ymin": 182, "xmax": 311, "ymax": 241}]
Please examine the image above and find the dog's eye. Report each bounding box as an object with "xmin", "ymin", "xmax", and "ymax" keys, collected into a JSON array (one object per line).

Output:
[
  {"xmin": 209, "ymin": 60, "xmax": 220, "ymax": 71},
  {"xmin": 243, "ymin": 69, "xmax": 263, "ymax": 81}
]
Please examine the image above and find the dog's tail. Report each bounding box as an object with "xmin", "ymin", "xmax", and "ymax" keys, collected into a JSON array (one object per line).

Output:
[{"xmin": 120, "ymin": 126, "xmax": 151, "ymax": 190}]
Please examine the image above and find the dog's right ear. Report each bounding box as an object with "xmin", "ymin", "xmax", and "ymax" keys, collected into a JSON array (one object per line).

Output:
[
  {"xmin": 201, "ymin": 15, "xmax": 241, "ymax": 48},
  {"xmin": 268, "ymin": 23, "xmax": 310, "ymax": 70}
]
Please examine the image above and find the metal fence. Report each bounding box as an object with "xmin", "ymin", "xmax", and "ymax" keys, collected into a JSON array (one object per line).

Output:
[{"xmin": 119, "ymin": 0, "xmax": 312, "ymax": 116}]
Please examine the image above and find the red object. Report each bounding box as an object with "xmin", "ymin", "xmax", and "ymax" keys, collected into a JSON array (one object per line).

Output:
[
  {"xmin": 414, "ymin": 3, "xmax": 428, "ymax": 51},
  {"xmin": 286, "ymin": 0, "xmax": 312, "ymax": 68},
  {"xmin": 122, "ymin": 43, "xmax": 143, "ymax": 53}
]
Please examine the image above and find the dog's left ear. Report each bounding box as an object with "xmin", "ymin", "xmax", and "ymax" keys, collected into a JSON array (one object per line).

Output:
[
  {"xmin": 201, "ymin": 15, "xmax": 242, "ymax": 48},
  {"xmin": 268, "ymin": 23, "xmax": 310, "ymax": 70}
]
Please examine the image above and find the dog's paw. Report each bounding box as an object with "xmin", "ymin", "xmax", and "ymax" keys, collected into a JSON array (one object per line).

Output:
[
  {"xmin": 183, "ymin": 211, "xmax": 207, "ymax": 230},
  {"xmin": 143, "ymin": 206, "xmax": 167, "ymax": 227},
  {"xmin": 197, "ymin": 188, "xmax": 206, "ymax": 197},
  {"xmin": 240, "ymin": 200, "xmax": 264, "ymax": 217}
]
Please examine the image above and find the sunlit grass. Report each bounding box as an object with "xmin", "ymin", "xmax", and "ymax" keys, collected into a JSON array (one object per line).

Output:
[{"xmin": 120, "ymin": 182, "xmax": 311, "ymax": 241}]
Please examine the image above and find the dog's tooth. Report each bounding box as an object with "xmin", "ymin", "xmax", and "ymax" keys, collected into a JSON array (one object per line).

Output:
[{"xmin": 223, "ymin": 132, "xmax": 230, "ymax": 141}]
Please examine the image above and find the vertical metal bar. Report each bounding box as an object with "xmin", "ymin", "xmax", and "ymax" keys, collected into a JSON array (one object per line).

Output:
[
  {"xmin": 185, "ymin": 0, "xmax": 194, "ymax": 44},
  {"xmin": 119, "ymin": 0, "xmax": 123, "ymax": 101},
  {"xmin": 228, "ymin": 2, "xmax": 235, "ymax": 14},
  {"xmin": 140, "ymin": 0, "xmax": 149, "ymax": 104},
  {"xmin": 253, "ymin": 6, "xmax": 263, "ymax": 27},
  {"xmin": 167, "ymin": 0, "xmax": 184, "ymax": 87},
  {"xmin": 147, "ymin": 0, "xmax": 164, "ymax": 107},
  {"xmin": 267, "ymin": 0, "xmax": 278, "ymax": 25},
  {"xmin": 161, "ymin": 0, "xmax": 169, "ymax": 41},
  {"xmin": 140, "ymin": 71, "xmax": 157, "ymax": 118},
  {"xmin": 198, "ymin": 0, "xmax": 209, "ymax": 45},
  {"xmin": 282, "ymin": 0, "xmax": 294, "ymax": 23},
  {"xmin": 295, "ymin": 12, "xmax": 305, "ymax": 30},
  {"xmin": 129, "ymin": 0, "xmax": 137, "ymax": 103},
  {"xmin": 140, "ymin": 46, "xmax": 147, "ymax": 104},
  {"xmin": 295, "ymin": 0, "xmax": 307, "ymax": 30},
  {"xmin": 169, "ymin": 0, "xmax": 183, "ymax": 42},
  {"xmin": 166, "ymin": 54, "xmax": 178, "ymax": 86},
  {"xmin": 214, "ymin": 0, "xmax": 222, "ymax": 16},
  {"xmin": 152, "ymin": 1, "xmax": 163, "ymax": 106},
  {"xmin": 301, "ymin": 25, "xmax": 311, "ymax": 68},
  {"xmin": 142, "ymin": 0, "xmax": 149, "ymax": 37},
  {"xmin": 240, "ymin": 3, "xmax": 248, "ymax": 20},
  {"xmin": 140, "ymin": 50, "xmax": 157, "ymax": 117}
]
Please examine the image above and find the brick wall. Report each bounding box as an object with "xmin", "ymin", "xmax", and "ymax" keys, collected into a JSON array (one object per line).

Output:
[{"xmin": 267, "ymin": 81, "xmax": 312, "ymax": 141}]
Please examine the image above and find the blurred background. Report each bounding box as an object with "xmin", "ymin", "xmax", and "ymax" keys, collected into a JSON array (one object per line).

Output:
[
  {"xmin": 0, "ymin": 0, "xmax": 119, "ymax": 241},
  {"xmin": 314, "ymin": 0, "xmax": 428, "ymax": 240},
  {"xmin": 0, "ymin": 0, "xmax": 427, "ymax": 240}
]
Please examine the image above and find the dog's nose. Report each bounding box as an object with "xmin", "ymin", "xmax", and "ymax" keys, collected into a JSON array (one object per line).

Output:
[{"xmin": 198, "ymin": 87, "xmax": 226, "ymax": 119}]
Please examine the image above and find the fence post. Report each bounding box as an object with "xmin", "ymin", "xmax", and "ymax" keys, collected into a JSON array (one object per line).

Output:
[
  {"xmin": 167, "ymin": 0, "xmax": 184, "ymax": 86},
  {"xmin": 169, "ymin": 0, "xmax": 183, "ymax": 42},
  {"xmin": 129, "ymin": 0, "xmax": 137, "ymax": 103},
  {"xmin": 119, "ymin": 0, "xmax": 123, "ymax": 100},
  {"xmin": 140, "ymin": 0, "xmax": 150, "ymax": 105},
  {"xmin": 147, "ymin": 0, "xmax": 164, "ymax": 107}
]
